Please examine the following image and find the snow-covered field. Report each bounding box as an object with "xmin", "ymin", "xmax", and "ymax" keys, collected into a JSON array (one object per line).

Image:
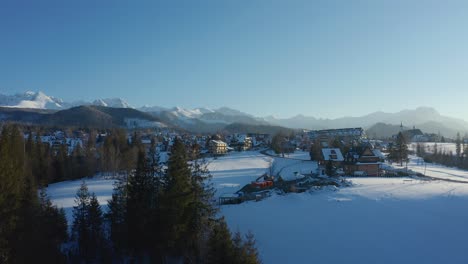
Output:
[
  {"xmin": 207, "ymin": 151, "xmax": 273, "ymax": 197},
  {"xmin": 266, "ymin": 150, "xmax": 311, "ymax": 160},
  {"xmin": 47, "ymin": 178, "xmax": 116, "ymax": 224},
  {"xmin": 48, "ymin": 150, "xmax": 468, "ymax": 263},
  {"xmin": 391, "ymin": 155, "xmax": 468, "ymax": 183},
  {"xmin": 47, "ymin": 151, "xmax": 315, "ymax": 221},
  {"xmin": 409, "ymin": 142, "xmax": 457, "ymax": 155},
  {"xmin": 223, "ymin": 178, "xmax": 468, "ymax": 264}
]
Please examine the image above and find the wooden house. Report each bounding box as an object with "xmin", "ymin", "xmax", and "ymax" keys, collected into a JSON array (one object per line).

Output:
[{"xmin": 344, "ymin": 146, "xmax": 381, "ymax": 176}]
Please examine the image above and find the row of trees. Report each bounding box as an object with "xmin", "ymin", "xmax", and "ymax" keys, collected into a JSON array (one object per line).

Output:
[
  {"xmin": 69, "ymin": 138, "xmax": 260, "ymax": 263},
  {"xmin": 18, "ymin": 127, "xmax": 151, "ymax": 187},
  {"xmin": 417, "ymin": 132, "xmax": 468, "ymax": 169}
]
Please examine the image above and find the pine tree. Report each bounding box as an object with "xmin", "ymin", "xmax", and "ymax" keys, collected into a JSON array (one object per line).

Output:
[
  {"xmin": 206, "ymin": 218, "xmax": 235, "ymax": 264},
  {"xmin": 72, "ymin": 181, "xmax": 91, "ymax": 259},
  {"xmin": 188, "ymin": 157, "xmax": 217, "ymax": 260},
  {"xmin": 395, "ymin": 132, "xmax": 408, "ymax": 166},
  {"xmin": 0, "ymin": 125, "xmax": 25, "ymax": 262},
  {"xmin": 161, "ymin": 138, "xmax": 195, "ymax": 258},
  {"xmin": 107, "ymin": 177, "xmax": 129, "ymax": 255},
  {"xmin": 242, "ymin": 231, "xmax": 262, "ymax": 264},
  {"xmin": 88, "ymin": 193, "xmax": 105, "ymax": 260},
  {"xmin": 53, "ymin": 142, "xmax": 69, "ymax": 182},
  {"xmin": 456, "ymin": 132, "xmax": 461, "ymax": 160},
  {"xmin": 35, "ymin": 189, "xmax": 68, "ymax": 263},
  {"xmin": 231, "ymin": 230, "xmax": 262, "ymax": 264},
  {"xmin": 127, "ymin": 149, "xmax": 160, "ymax": 256}
]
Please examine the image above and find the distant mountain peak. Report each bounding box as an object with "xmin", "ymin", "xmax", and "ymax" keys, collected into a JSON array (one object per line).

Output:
[
  {"xmin": 413, "ymin": 106, "xmax": 440, "ymax": 115},
  {"xmin": 91, "ymin": 98, "xmax": 131, "ymax": 108}
]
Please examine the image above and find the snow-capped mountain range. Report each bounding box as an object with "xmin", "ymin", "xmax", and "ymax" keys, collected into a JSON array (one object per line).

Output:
[
  {"xmin": 0, "ymin": 91, "xmax": 132, "ymax": 110},
  {"xmin": 1, "ymin": 91, "xmax": 468, "ymax": 137},
  {"xmin": 0, "ymin": 91, "xmax": 65, "ymax": 109}
]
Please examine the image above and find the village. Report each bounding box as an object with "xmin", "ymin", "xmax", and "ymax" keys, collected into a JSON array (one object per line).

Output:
[{"xmin": 32, "ymin": 124, "xmax": 458, "ymax": 209}]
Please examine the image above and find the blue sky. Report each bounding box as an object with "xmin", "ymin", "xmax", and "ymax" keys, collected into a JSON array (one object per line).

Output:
[{"xmin": 1, "ymin": 0, "xmax": 468, "ymax": 119}]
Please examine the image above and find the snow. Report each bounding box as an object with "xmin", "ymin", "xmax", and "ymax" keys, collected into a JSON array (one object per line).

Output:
[
  {"xmin": 207, "ymin": 151, "xmax": 318, "ymax": 195},
  {"xmin": 391, "ymin": 155, "xmax": 468, "ymax": 183},
  {"xmin": 266, "ymin": 150, "xmax": 311, "ymax": 160},
  {"xmin": 222, "ymin": 177, "xmax": 468, "ymax": 264},
  {"xmin": 321, "ymin": 148, "xmax": 344, "ymax": 161},
  {"xmin": 92, "ymin": 98, "xmax": 132, "ymax": 108},
  {"xmin": 47, "ymin": 178, "xmax": 116, "ymax": 224},
  {"xmin": 207, "ymin": 151, "xmax": 272, "ymax": 197},
  {"xmin": 0, "ymin": 91, "xmax": 64, "ymax": 109},
  {"xmin": 270, "ymin": 157, "xmax": 317, "ymax": 181},
  {"xmin": 171, "ymin": 106, "xmax": 205, "ymax": 119},
  {"xmin": 409, "ymin": 142, "xmax": 457, "ymax": 155},
  {"xmin": 47, "ymin": 150, "xmax": 468, "ymax": 264},
  {"xmin": 124, "ymin": 118, "xmax": 166, "ymax": 128}
]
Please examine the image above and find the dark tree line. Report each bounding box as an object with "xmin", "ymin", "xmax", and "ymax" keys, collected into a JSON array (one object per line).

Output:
[
  {"xmin": 0, "ymin": 124, "xmax": 68, "ymax": 263},
  {"xmin": 19, "ymin": 127, "xmax": 147, "ymax": 187}
]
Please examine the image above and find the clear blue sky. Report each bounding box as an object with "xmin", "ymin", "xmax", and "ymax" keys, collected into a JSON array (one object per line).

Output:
[{"xmin": 1, "ymin": 0, "xmax": 468, "ymax": 119}]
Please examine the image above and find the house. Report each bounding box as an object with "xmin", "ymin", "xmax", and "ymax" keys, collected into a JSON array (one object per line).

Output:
[
  {"xmin": 209, "ymin": 140, "xmax": 228, "ymax": 155},
  {"xmin": 344, "ymin": 146, "xmax": 381, "ymax": 176},
  {"xmin": 319, "ymin": 148, "xmax": 344, "ymax": 166},
  {"xmin": 316, "ymin": 148, "xmax": 344, "ymax": 176},
  {"xmin": 230, "ymin": 134, "xmax": 252, "ymax": 151}
]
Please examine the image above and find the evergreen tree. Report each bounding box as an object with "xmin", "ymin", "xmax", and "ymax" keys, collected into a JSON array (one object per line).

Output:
[
  {"xmin": 188, "ymin": 156, "xmax": 217, "ymax": 260},
  {"xmin": 206, "ymin": 218, "xmax": 235, "ymax": 264},
  {"xmin": 72, "ymin": 181, "xmax": 106, "ymax": 261},
  {"xmin": 126, "ymin": 149, "xmax": 161, "ymax": 257},
  {"xmin": 395, "ymin": 132, "xmax": 409, "ymax": 166},
  {"xmin": 72, "ymin": 181, "xmax": 91, "ymax": 259},
  {"xmin": 231, "ymin": 230, "xmax": 262, "ymax": 264},
  {"xmin": 53, "ymin": 142, "xmax": 69, "ymax": 182},
  {"xmin": 456, "ymin": 132, "xmax": 462, "ymax": 159},
  {"xmin": 107, "ymin": 177, "xmax": 129, "ymax": 255},
  {"xmin": 160, "ymin": 138, "xmax": 196, "ymax": 259},
  {"xmin": 88, "ymin": 193, "xmax": 105, "ymax": 260},
  {"xmin": 35, "ymin": 189, "xmax": 68, "ymax": 263},
  {"xmin": 0, "ymin": 125, "xmax": 25, "ymax": 262},
  {"xmin": 0, "ymin": 125, "xmax": 66, "ymax": 263},
  {"xmin": 242, "ymin": 231, "xmax": 262, "ymax": 264}
]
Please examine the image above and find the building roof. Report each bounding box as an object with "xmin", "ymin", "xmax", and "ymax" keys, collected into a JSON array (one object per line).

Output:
[
  {"xmin": 210, "ymin": 140, "xmax": 227, "ymax": 146},
  {"xmin": 321, "ymin": 148, "xmax": 344, "ymax": 161}
]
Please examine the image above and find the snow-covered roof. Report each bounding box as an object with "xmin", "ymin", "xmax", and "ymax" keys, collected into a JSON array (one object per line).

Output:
[
  {"xmin": 372, "ymin": 149, "xmax": 385, "ymax": 159},
  {"xmin": 210, "ymin": 140, "xmax": 227, "ymax": 146},
  {"xmin": 321, "ymin": 148, "xmax": 344, "ymax": 161}
]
